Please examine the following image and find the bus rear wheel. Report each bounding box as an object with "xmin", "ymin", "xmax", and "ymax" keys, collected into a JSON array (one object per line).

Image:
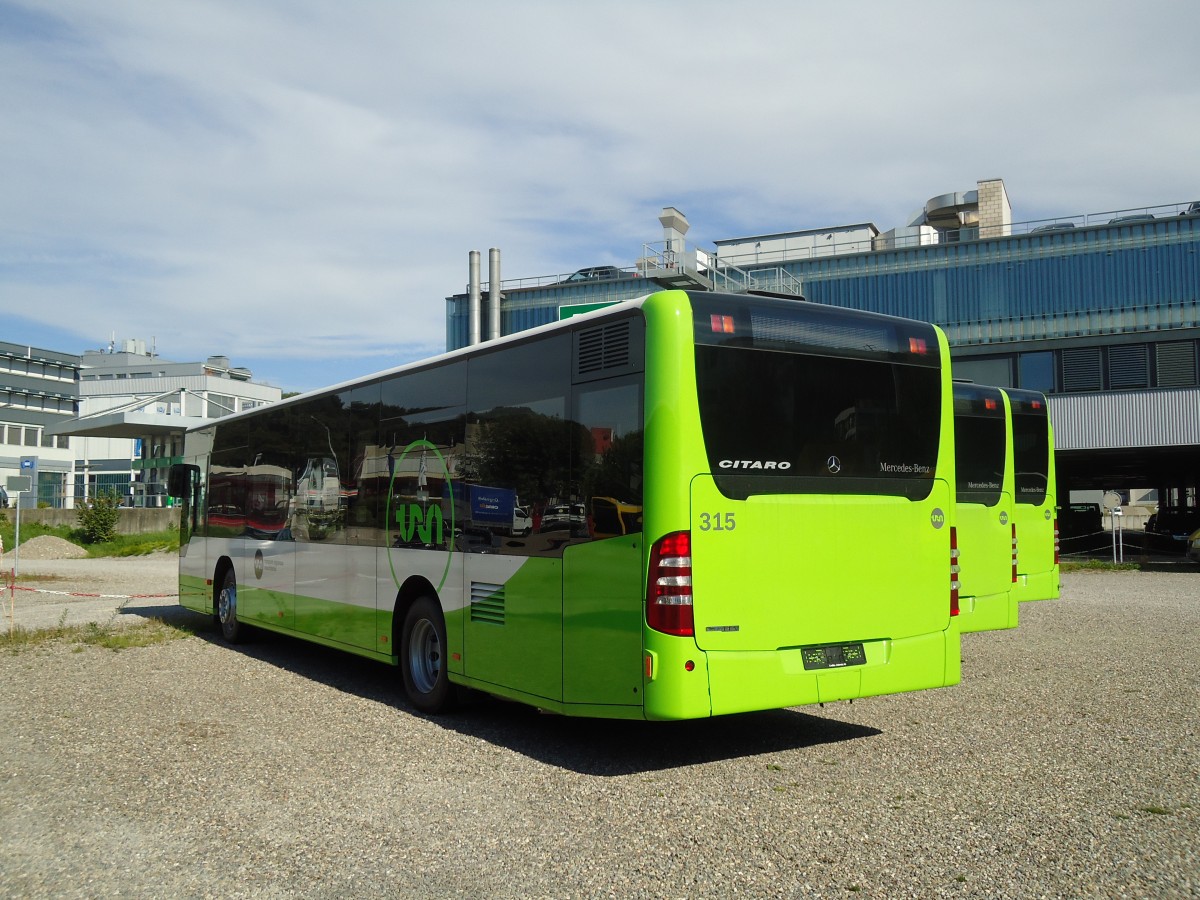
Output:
[
  {"xmin": 400, "ymin": 596, "xmax": 455, "ymax": 714},
  {"xmin": 216, "ymin": 568, "xmax": 245, "ymax": 644}
]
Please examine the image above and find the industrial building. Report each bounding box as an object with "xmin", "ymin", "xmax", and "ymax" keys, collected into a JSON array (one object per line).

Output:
[
  {"xmin": 446, "ymin": 180, "xmax": 1200, "ymax": 507},
  {"xmin": 1, "ymin": 339, "xmax": 280, "ymax": 508}
]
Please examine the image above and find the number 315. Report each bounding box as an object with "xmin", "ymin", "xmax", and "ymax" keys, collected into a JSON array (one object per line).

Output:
[{"xmin": 698, "ymin": 512, "xmax": 736, "ymax": 532}]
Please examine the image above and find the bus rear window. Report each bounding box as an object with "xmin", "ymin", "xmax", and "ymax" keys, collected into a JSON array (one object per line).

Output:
[
  {"xmin": 1007, "ymin": 389, "xmax": 1050, "ymax": 505},
  {"xmin": 691, "ymin": 294, "xmax": 943, "ymax": 500},
  {"xmin": 953, "ymin": 384, "xmax": 1006, "ymax": 506},
  {"xmin": 1012, "ymin": 411, "xmax": 1049, "ymax": 504}
]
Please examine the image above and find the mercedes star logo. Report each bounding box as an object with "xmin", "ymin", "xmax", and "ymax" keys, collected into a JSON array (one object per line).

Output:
[{"xmin": 826, "ymin": 455, "xmax": 842, "ymax": 474}]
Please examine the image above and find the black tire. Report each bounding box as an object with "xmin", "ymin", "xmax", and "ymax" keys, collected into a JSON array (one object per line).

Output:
[
  {"xmin": 400, "ymin": 596, "xmax": 456, "ymax": 714},
  {"xmin": 216, "ymin": 567, "xmax": 245, "ymax": 644}
]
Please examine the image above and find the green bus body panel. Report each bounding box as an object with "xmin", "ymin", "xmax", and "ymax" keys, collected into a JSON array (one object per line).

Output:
[
  {"xmin": 640, "ymin": 291, "xmax": 709, "ymax": 555},
  {"xmin": 241, "ymin": 584, "xmax": 294, "ymax": 629},
  {"xmin": 465, "ymin": 557, "xmax": 563, "ymax": 703},
  {"xmin": 562, "ymin": 536, "xmax": 644, "ymax": 706},
  {"xmin": 246, "ymin": 614, "xmax": 396, "ymax": 665},
  {"xmin": 179, "ymin": 572, "xmax": 212, "ymax": 614},
  {"xmin": 641, "ymin": 632, "xmax": 714, "ymax": 721},
  {"xmin": 1013, "ymin": 498, "xmax": 1060, "ymax": 602},
  {"xmin": 689, "ymin": 476, "xmax": 954, "ymax": 651},
  {"xmin": 956, "ymin": 496, "xmax": 1018, "ymax": 633},
  {"xmin": 294, "ymin": 593, "xmax": 379, "ymax": 649}
]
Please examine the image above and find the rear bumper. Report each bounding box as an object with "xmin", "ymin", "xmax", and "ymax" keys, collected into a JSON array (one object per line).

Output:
[
  {"xmin": 1013, "ymin": 567, "xmax": 1060, "ymax": 602},
  {"xmin": 957, "ymin": 590, "xmax": 1018, "ymax": 633},
  {"xmin": 695, "ymin": 628, "xmax": 960, "ymax": 718}
]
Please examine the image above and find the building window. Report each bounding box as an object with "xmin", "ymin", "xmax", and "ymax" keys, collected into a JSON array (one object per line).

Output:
[
  {"xmin": 1062, "ymin": 348, "xmax": 1102, "ymax": 392},
  {"xmin": 1018, "ymin": 351, "xmax": 1055, "ymax": 393},
  {"xmin": 23, "ymin": 427, "xmax": 39, "ymax": 446},
  {"xmin": 1155, "ymin": 341, "xmax": 1197, "ymax": 387},
  {"xmin": 952, "ymin": 357, "xmax": 1013, "ymax": 387},
  {"xmin": 207, "ymin": 394, "xmax": 236, "ymax": 417}
]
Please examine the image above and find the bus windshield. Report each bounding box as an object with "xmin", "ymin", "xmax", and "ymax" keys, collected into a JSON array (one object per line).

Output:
[{"xmin": 691, "ymin": 294, "xmax": 942, "ymax": 500}]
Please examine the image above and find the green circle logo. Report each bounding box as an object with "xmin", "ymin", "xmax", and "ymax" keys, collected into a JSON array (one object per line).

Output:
[{"xmin": 384, "ymin": 440, "xmax": 455, "ymax": 593}]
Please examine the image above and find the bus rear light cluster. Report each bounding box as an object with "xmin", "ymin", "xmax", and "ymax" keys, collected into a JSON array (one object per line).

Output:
[
  {"xmin": 1053, "ymin": 518, "xmax": 1060, "ymax": 565},
  {"xmin": 647, "ymin": 531, "xmax": 694, "ymax": 637},
  {"xmin": 949, "ymin": 526, "xmax": 960, "ymax": 617},
  {"xmin": 1011, "ymin": 523, "xmax": 1019, "ymax": 583}
]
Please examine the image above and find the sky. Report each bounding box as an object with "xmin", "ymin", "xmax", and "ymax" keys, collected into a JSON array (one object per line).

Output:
[{"xmin": 2, "ymin": 0, "xmax": 1198, "ymax": 395}]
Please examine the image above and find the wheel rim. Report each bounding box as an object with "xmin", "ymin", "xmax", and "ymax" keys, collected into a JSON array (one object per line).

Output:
[
  {"xmin": 219, "ymin": 584, "xmax": 236, "ymax": 624},
  {"xmin": 407, "ymin": 618, "xmax": 441, "ymax": 694}
]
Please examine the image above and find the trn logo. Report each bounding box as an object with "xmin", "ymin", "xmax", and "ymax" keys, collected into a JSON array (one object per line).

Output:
[
  {"xmin": 930, "ymin": 508, "xmax": 946, "ymax": 529},
  {"xmin": 385, "ymin": 439, "xmax": 455, "ymax": 593},
  {"xmin": 395, "ymin": 503, "xmax": 443, "ymax": 544}
]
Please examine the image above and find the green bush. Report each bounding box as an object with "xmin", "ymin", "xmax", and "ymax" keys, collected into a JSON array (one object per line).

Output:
[{"xmin": 76, "ymin": 490, "xmax": 122, "ymax": 544}]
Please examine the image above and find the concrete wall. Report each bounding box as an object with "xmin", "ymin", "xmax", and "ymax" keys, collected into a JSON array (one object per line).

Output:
[{"xmin": 3, "ymin": 507, "xmax": 178, "ymax": 534}]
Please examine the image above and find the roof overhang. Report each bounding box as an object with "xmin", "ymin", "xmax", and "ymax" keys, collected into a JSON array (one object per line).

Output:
[{"xmin": 46, "ymin": 412, "xmax": 209, "ymax": 439}]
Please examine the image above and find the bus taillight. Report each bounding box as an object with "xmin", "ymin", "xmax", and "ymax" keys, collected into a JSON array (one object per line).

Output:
[
  {"xmin": 1053, "ymin": 518, "xmax": 1060, "ymax": 565},
  {"xmin": 647, "ymin": 531, "xmax": 694, "ymax": 636},
  {"xmin": 1011, "ymin": 523, "xmax": 1018, "ymax": 583},
  {"xmin": 949, "ymin": 526, "xmax": 960, "ymax": 616},
  {"xmin": 710, "ymin": 315, "xmax": 735, "ymax": 334}
]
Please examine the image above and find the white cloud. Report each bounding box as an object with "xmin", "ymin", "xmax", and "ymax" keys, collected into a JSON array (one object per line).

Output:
[{"xmin": 2, "ymin": 0, "xmax": 1197, "ymax": 391}]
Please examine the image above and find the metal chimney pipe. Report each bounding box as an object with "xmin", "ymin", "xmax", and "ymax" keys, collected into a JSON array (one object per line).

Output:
[
  {"xmin": 488, "ymin": 248, "xmax": 501, "ymax": 340},
  {"xmin": 468, "ymin": 250, "xmax": 482, "ymax": 346}
]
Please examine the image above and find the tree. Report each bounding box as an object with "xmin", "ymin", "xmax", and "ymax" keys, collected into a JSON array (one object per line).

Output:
[{"xmin": 76, "ymin": 489, "xmax": 122, "ymax": 544}]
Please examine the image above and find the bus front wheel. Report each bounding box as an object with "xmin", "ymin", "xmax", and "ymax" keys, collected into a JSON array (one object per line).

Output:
[
  {"xmin": 216, "ymin": 568, "xmax": 245, "ymax": 644},
  {"xmin": 400, "ymin": 597, "xmax": 455, "ymax": 714}
]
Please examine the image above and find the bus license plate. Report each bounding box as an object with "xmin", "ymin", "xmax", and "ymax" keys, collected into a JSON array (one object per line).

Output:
[{"xmin": 801, "ymin": 642, "xmax": 866, "ymax": 671}]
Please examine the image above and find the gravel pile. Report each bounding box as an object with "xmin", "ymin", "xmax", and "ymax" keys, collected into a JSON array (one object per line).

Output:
[
  {"xmin": 1, "ymin": 570, "xmax": 1196, "ymax": 898},
  {"xmin": 8, "ymin": 535, "xmax": 89, "ymax": 559}
]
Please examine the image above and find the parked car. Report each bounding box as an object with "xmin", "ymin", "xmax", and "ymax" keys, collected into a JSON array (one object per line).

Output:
[
  {"xmin": 1181, "ymin": 201, "xmax": 1200, "ymax": 217},
  {"xmin": 1146, "ymin": 506, "xmax": 1200, "ymax": 542},
  {"xmin": 1031, "ymin": 222, "xmax": 1076, "ymax": 233},
  {"xmin": 1107, "ymin": 214, "xmax": 1156, "ymax": 225},
  {"xmin": 1188, "ymin": 527, "xmax": 1200, "ymax": 565},
  {"xmin": 562, "ymin": 265, "xmax": 626, "ymax": 283},
  {"xmin": 1058, "ymin": 502, "xmax": 1102, "ymax": 539}
]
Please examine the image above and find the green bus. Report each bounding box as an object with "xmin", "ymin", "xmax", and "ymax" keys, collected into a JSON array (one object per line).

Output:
[
  {"xmin": 168, "ymin": 289, "xmax": 961, "ymax": 720},
  {"xmin": 952, "ymin": 383, "xmax": 1018, "ymax": 633},
  {"xmin": 1004, "ymin": 388, "xmax": 1060, "ymax": 602}
]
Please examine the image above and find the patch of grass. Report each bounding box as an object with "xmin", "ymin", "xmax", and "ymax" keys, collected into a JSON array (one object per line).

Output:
[
  {"xmin": 1060, "ymin": 559, "xmax": 1141, "ymax": 572},
  {"xmin": 1140, "ymin": 806, "xmax": 1172, "ymax": 815},
  {"xmin": 0, "ymin": 520, "xmax": 75, "ymax": 549},
  {"xmin": 0, "ymin": 616, "xmax": 198, "ymax": 652},
  {"xmin": 0, "ymin": 527, "xmax": 179, "ymax": 559},
  {"xmin": 81, "ymin": 529, "xmax": 180, "ymax": 557}
]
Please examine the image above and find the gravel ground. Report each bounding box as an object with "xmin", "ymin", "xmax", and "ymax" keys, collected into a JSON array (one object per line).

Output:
[
  {"xmin": 2, "ymin": 547, "xmax": 180, "ymax": 632},
  {"xmin": 0, "ymin": 565, "xmax": 1197, "ymax": 899}
]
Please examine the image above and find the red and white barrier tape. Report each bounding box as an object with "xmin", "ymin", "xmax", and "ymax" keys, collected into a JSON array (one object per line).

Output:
[{"xmin": 5, "ymin": 585, "xmax": 177, "ymax": 600}]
